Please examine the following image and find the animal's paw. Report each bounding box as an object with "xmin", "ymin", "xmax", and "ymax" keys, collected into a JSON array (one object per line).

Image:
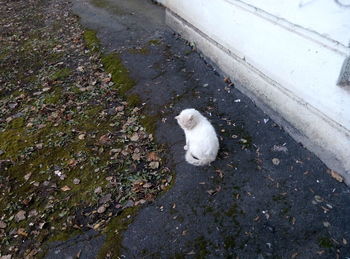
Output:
[{"xmin": 184, "ymin": 145, "xmax": 188, "ymax": 150}]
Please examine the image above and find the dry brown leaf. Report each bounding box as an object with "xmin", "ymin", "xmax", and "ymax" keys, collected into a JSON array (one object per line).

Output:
[
  {"xmin": 17, "ymin": 228, "xmax": 28, "ymax": 237},
  {"xmin": 130, "ymin": 133, "xmax": 139, "ymax": 142},
  {"xmin": 147, "ymin": 151, "xmax": 159, "ymax": 161},
  {"xmin": 329, "ymin": 170, "xmax": 343, "ymax": 182},
  {"xmin": 99, "ymin": 134, "xmax": 111, "ymax": 145},
  {"xmin": 61, "ymin": 185, "xmax": 71, "ymax": 192},
  {"xmin": 215, "ymin": 169, "xmax": 224, "ymax": 178}
]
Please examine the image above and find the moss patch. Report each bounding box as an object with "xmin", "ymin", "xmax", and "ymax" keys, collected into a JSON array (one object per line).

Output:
[
  {"xmin": 140, "ymin": 114, "xmax": 159, "ymax": 135},
  {"xmin": 83, "ymin": 30, "xmax": 100, "ymax": 52},
  {"xmin": 128, "ymin": 47, "xmax": 150, "ymax": 55},
  {"xmin": 148, "ymin": 39, "xmax": 161, "ymax": 46},
  {"xmin": 126, "ymin": 94, "xmax": 142, "ymax": 107},
  {"xmin": 90, "ymin": 0, "xmax": 125, "ymax": 15},
  {"xmin": 50, "ymin": 68, "xmax": 72, "ymax": 81},
  {"xmin": 97, "ymin": 207, "xmax": 139, "ymax": 258},
  {"xmin": 101, "ymin": 53, "xmax": 136, "ymax": 95},
  {"xmin": 318, "ymin": 237, "xmax": 333, "ymax": 248}
]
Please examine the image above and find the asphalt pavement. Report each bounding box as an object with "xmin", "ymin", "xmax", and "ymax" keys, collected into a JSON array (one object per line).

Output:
[{"xmin": 48, "ymin": 0, "xmax": 350, "ymax": 258}]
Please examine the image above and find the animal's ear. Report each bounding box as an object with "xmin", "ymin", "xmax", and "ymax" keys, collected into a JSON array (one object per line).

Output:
[{"xmin": 188, "ymin": 114, "xmax": 194, "ymax": 121}]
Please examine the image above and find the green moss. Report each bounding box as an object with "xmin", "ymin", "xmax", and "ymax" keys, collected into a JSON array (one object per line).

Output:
[
  {"xmin": 148, "ymin": 39, "xmax": 161, "ymax": 46},
  {"xmin": 192, "ymin": 236, "xmax": 209, "ymax": 258},
  {"xmin": 82, "ymin": 29, "xmax": 136, "ymax": 97},
  {"xmin": 50, "ymin": 68, "xmax": 71, "ymax": 81},
  {"xmin": 83, "ymin": 30, "xmax": 100, "ymax": 51},
  {"xmin": 126, "ymin": 94, "xmax": 141, "ymax": 107},
  {"xmin": 174, "ymin": 253, "xmax": 186, "ymax": 259},
  {"xmin": 224, "ymin": 235, "xmax": 236, "ymax": 249},
  {"xmin": 272, "ymin": 194, "xmax": 286, "ymax": 202},
  {"xmin": 233, "ymin": 125, "xmax": 253, "ymax": 149},
  {"xmin": 204, "ymin": 206, "xmax": 214, "ymax": 214},
  {"xmin": 11, "ymin": 90, "xmax": 23, "ymax": 97},
  {"xmin": 0, "ymin": 128, "xmax": 28, "ymax": 159},
  {"xmin": 48, "ymin": 229, "xmax": 82, "ymax": 242},
  {"xmin": 140, "ymin": 114, "xmax": 159, "ymax": 135},
  {"xmin": 225, "ymin": 204, "xmax": 238, "ymax": 217},
  {"xmin": 8, "ymin": 117, "xmax": 25, "ymax": 129},
  {"xmin": 97, "ymin": 207, "xmax": 139, "ymax": 259},
  {"xmin": 318, "ymin": 237, "xmax": 333, "ymax": 248},
  {"xmin": 101, "ymin": 53, "xmax": 135, "ymax": 95},
  {"xmin": 128, "ymin": 47, "xmax": 150, "ymax": 55},
  {"xmin": 44, "ymin": 88, "xmax": 63, "ymax": 104},
  {"xmin": 90, "ymin": 0, "xmax": 125, "ymax": 15}
]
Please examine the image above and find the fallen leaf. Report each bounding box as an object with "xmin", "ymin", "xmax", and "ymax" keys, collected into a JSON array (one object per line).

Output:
[
  {"xmin": 28, "ymin": 209, "xmax": 38, "ymax": 218},
  {"xmin": 115, "ymin": 105, "xmax": 124, "ymax": 112},
  {"xmin": 206, "ymin": 189, "xmax": 216, "ymax": 195},
  {"xmin": 272, "ymin": 158, "xmax": 280, "ymax": 165},
  {"xmin": 132, "ymin": 153, "xmax": 141, "ymax": 161},
  {"xmin": 99, "ymin": 134, "xmax": 111, "ymax": 145},
  {"xmin": 314, "ymin": 195, "xmax": 323, "ymax": 203},
  {"xmin": 15, "ymin": 210, "xmax": 26, "ymax": 222},
  {"xmin": 68, "ymin": 159, "xmax": 78, "ymax": 167},
  {"xmin": 216, "ymin": 169, "xmax": 224, "ymax": 178},
  {"xmin": 143, "ymin": 183, "xmax": 152, "ymax": 188},
  {"xmin": 94, "ymin": 187, "xmax": 102, "ymax": 194},
  {"xmin": 17, "ymin": 228, "xmax": 28, "ymax": 237},
  {"xmin": 329, "ymin": 170, "xmax": 343, "ymax": 182},
  {"xmin": 97, "ymin": 205, "xmax": 106, "ymax": 214},
  {"xmin": 24, "ymin": 173, "xmax": 32, "ymax": 181},
  {"xmin": 147, "ymin": 151, "xmax": 159, "ymax": 161},
  {"xmin": 61, "ymin": 185, "xmax": 71, "ymax": 192},
  {"xmin": 323, "ymin": 221, "xmax": 330, "ymax": 227},
  {"xmin": 272, "ymin": 145, "xmax": 288, "ymax": 153},
  {"xmin": 149, "ymin": 161, "xmax": 159, "ymax": 169},
  {"xmin": 0, "ymin": 221, "xmax": 7, "ymax": 229},
  {"xmin": 224, "ymin": 77, "xmax": 231, "ymax": 84},
  {"xmin": 36, "ymin": 143, "xmax": 44, "ymax": 149},
  {"xmin": 130, "ymin": 133, "xmax": 139, "ymax": 142}
]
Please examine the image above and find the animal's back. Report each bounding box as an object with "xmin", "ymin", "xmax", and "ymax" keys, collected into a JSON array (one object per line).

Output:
[{"xmin": 188, "ymin": 119, "xmax": 219, "ymax": 158}]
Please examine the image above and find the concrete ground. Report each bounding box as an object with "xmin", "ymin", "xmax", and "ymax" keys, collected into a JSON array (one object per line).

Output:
[{"xmin": 48, "ymin": 0, "xmax": 350, "ymax": 258}]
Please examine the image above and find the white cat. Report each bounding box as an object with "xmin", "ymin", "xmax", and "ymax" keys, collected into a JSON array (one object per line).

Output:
[{"xmin": 175, "ymin": 108, "xmax": 219, "ymax": 166}]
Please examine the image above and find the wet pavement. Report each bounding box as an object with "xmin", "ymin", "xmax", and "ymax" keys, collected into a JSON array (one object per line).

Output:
[{"xmin": 47, "ymin": 0, "xmax": 350, "ymax": 258}]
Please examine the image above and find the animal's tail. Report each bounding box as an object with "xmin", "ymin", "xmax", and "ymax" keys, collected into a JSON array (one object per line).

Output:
[{"xmin": 185, "ymin": 151, "xmax": 212, "ymax": 166}]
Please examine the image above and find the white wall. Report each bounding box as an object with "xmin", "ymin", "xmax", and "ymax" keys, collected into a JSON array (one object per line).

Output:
[{"xmin": 162, "ymin": 0, "xmax": 350, "ymax": 184}]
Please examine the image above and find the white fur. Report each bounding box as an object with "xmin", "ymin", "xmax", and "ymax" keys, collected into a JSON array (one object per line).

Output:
[{"xmin": 175, "ymin": 108, "xmax": 219, "ymax": 166}]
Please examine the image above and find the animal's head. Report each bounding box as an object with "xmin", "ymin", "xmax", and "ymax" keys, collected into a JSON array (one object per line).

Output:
[{"xmin": 175, "ymin": 108, "xmax": 200, "ymax": 130}]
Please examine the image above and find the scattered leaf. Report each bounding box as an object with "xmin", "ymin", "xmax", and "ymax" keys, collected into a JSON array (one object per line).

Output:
[
  {"xmin": 61, "ymin": 185, "xmax": 71, "ymax": 192},
  {"xmin": 15, "ymin": 210, "xmax": 26, "ymax": 222},
  {"xmin": 0, "ymin": 221, "xmax": 7, "ymax": 229},
  {"xmin": 149, "ymin": 161, "xmax": 159, "ymax": 169},
  {"xmin": 147, "ymin": 151, "xmax": 159, "ymax": 161},
  {"xmin": 17, "ymin": 228, "xmax": 28, "ymax": 237},
  {"xmin": 329, "ymin": 170, "xmax": 343, "ymax": 183}
]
